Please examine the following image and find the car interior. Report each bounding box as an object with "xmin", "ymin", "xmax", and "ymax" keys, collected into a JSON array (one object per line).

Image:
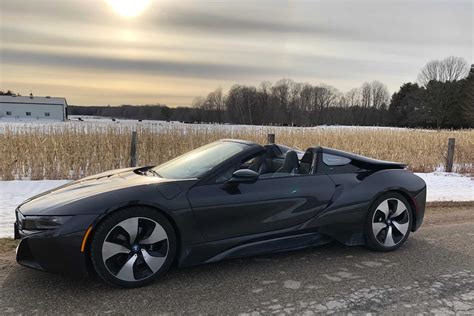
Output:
[
  {"xmin": 238, "ymin": 145, "xmax": 315, "ymax": 178},
  {"xmin": 215, "ymin": 144, "xmax": 356, "ymax": 183}
]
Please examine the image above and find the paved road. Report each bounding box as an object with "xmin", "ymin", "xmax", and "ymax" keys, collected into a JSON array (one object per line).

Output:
[{"xmin": 1, "ymin": 205, "xmax": 473, "ymax": 315}]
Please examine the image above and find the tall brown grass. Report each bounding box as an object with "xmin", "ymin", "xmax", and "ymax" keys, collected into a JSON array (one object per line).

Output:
[{"xmin": 1, "ymin": 124, "xmax": 472, "ymax": 180}]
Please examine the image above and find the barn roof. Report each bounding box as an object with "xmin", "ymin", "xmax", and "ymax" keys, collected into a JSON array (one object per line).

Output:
[{"xmin": 0, "ymin": 95, "xmax": 67, "ymax": 106}]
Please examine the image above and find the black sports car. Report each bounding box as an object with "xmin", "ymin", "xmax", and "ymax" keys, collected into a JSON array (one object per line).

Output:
[{"xmin": 14, "ymin": 139, "xmax": 426, "ymax": 287}]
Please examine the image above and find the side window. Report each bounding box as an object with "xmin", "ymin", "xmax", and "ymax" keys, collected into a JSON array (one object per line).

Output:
[
  {"xmin": 213, "ymin": 152, "xmax": 267, "ymax": 183},
  {"xmin": 214, "ymin": 162, "xmax": 239, "ymax": 183},
  {"xmin": 322, "ymin": 153, "xmax": 362, "ymax": 174},
  {"xmin": 211, "ymin": 149, "xmax": 310, "ymax": 183},
  {"xmin": 323, "ymin": 154, "xmax": 351, "ymax": 166}
]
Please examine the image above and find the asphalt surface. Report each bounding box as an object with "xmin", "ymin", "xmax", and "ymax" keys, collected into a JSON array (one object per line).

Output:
[{"xmin": 1, "ymin": 205, "xmax": 473, "ymax": 315}]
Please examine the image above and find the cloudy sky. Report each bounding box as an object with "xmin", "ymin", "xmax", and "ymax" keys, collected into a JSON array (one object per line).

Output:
[{"xmin": 0, "ymin": 0, "xmax": 472, "ymax": 106}]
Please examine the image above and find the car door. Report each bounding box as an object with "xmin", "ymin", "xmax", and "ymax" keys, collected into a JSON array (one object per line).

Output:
[{"xmin": 187, "ymin": 162, "xmax": 336, "ymax": 242}]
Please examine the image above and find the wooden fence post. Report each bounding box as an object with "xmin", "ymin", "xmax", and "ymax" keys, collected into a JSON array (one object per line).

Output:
[
  {"xmin": 130, "ymin": 131, "xmax": 138, "ymax": 167},
  {"xmin": 267, "ymin": 133, "xmax": 275, "ymax": 144},
  {"xmin": 446, "ymin": 138, "xmax": 455, "ymax": 172}
]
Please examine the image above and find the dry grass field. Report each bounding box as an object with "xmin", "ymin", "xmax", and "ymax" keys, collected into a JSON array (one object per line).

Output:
[{"xmin": 0, "ymin": 122, "xmax": 472, "ymax": 180}]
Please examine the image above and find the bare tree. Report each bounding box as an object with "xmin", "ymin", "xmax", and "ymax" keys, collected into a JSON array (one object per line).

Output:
[
  {"xmin": 256, "ymin": 81, "xmax": 272, "ymax": 124},
  {"xmin": 224, "ymin": 85, "xmax": 259, "ymax": 125},
  {"xmin": 442, "ymin": 56, "xmax": 470, "ymax": 81},
  {"xmin": 205, "ymin": 87, "xmax": 225, "ymax": 122},
  {"xmin": 225, "ymin": 85, "xmax": 246, "ymax": 124},
  {"xmin": 318, "ymin": 84, "xmax": 339, "ymax": 109},
  {"xmin": 371, "ymin": 81, "xmax": 390, "ymax": 108},
  {"xmin": 271, "ymin": 79, "xmax": 293, "ymax": 124},
  {"xmin": 312, "ymin": 84, "xmax": 339, "ymax": 124},
  {"xmin": 288, "ymin": 82, "xmax": 303, "ymax": 125},
  {"xmin": 345, "ymin": 88, "xmax": 362, "ymax": 107},
  {"xmin": 418, "ymin": 60, "xmax": 442, "ymax": 86},
  {"xmin": 359, "ymin": 81, "xmax": 389, "ymax": 108},
  {"xmin": 192, "ymin": 96, "xmax": 206, "ymax": 122},
  {"xmin": 361, "ymin": 82, "xmax": 372, "ymax": 107},
  {"xmin": 418, "ymin": 56, "xmax": 470, "ymax": 86}
]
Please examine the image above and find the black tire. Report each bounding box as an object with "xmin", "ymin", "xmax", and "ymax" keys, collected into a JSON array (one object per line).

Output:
[
  {"xmin": 90, "ymin": 206, "xmax": 177, "ymax": 288},
  {"xmin": 365, "ymin": 192, "xmax": 413, "ymax": 252}
]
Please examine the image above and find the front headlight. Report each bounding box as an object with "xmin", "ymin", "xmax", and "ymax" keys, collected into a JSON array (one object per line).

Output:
[{"xmin": 22, "ymin": 216, "xmax": 72, "ymax": 230}]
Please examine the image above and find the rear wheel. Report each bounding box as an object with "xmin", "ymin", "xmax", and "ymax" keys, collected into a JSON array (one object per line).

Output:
[
  {"xmin": 365, "ymin": 193, "xmax": 412, "ymax": 252},
  {"xmin": 90, "ymin": 207, "xmax": 176, "ymax": 287}
]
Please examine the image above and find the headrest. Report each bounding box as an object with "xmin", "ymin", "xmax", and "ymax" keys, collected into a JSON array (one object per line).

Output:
[{"xmin": 284, "ymin": 150, "xmax": 299, "ymax": 167}]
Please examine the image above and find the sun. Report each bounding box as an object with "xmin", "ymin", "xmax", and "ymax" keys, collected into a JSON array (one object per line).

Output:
[{"xmin": 106, "ymin": 0, "xmax": 151, "ymax": 18}]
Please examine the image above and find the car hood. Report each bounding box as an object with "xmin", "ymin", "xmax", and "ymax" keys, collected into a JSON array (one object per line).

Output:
[{"xmin": 18, "ymin": 167, "xmax": 187, "ymax": 216}]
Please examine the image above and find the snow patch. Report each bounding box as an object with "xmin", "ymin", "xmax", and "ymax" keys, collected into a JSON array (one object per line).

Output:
[
  {"xmin": 0, "ymin": 180, "xmax": 69, "ymax": 238},
  {"xmin": 415, "ymin": 172, "xmax": 473, "ymax": 202}
]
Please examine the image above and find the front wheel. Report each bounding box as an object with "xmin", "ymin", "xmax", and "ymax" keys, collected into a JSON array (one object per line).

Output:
[
  {"xmin": 90, "ymin": 207, "xmax": 177, "ymax": 288},
  {"xmin": 365, "ymin": 193, "xmax": 412, "ymax": 252}
]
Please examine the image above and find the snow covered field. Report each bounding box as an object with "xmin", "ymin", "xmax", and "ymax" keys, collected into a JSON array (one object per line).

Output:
[
  {"xmin": 0, "ymin": 115, "xmax": 418, "ymax": 134},
  {"xmin": 0, "ymin": 172, "xmax": 471, "ymax": 238}
]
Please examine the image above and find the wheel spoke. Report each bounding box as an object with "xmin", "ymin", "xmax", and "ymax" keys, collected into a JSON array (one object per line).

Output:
[
  {"xmin": 102, "ymin": 241, "xmax": 130, "ymax": 260},
  {"xmin": 141, "ymin": 249, "xmax": 166, "ymax": 273},
  {"xmin": 103, "ymin": 216, "xmax": 170, "ymax": 282},
  {"xmin": 377, "ymin": 200, "xmax": 390, "ymax": 220},
  {"xmin": 372, "ymin": 198, "xmax": 410, "ymax": 248},
  {"xmin": 115, "ymin": 254, "xmax": 138, "ymax": 281},
  {"xmin": 117, "ymin": 217, "xmax": 139, "ymax": 244},
  {"xmin": 391, "ymin": 200, "xmax": 407, "ymax": 218},
  {"xmin": 383, "ymin": 226, "xmax": 396, "ymax": 247},
  {"xmin": 392, "ymin": 221, "xmax": 409, "ymax": 236},
  {"xmin": 372, "ymin": 222, "xmax": 386, "ymax": 236},
  {"xmin": 140, "ymin": 223, "xmax": 167, "ymax": 245}
]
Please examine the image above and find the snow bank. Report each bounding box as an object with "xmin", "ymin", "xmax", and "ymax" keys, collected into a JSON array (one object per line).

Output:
[
  {"xmin": 415, "ymin": 172, "xmax": 473, "ymax": 202},
  {"xmin": 0, "ymin": 180, "xmax": 69, "ymax": 238},
  {"xmin": 0, "ymin": 173, "xmax": 472, "ymax": 237}
]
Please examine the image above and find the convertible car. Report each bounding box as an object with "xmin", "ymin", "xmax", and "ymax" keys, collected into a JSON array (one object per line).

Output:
[{"xmin": 14, "ymin": 139, "xmax": 426, "ymax": 287}]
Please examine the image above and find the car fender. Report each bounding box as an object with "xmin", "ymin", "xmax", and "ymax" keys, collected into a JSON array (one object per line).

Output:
[{"xmin": 302, "ymin": 169, "xmax": 426, "ymax": 245}]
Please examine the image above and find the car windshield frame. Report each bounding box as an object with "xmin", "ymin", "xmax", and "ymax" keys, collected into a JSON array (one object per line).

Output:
[{"xmin": 152, "ymin": 141, "xmax": 250, "ymax": 179}]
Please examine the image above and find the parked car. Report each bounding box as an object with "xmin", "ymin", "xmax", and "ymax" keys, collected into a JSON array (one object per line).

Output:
[{"xmin": 14, "ymin": 139, "xmax": 426, "ymax": 287}]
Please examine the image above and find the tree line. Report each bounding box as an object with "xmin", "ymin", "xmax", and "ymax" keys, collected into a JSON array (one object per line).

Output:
[
  {"xmin": 190, "ymin": 56, "xmax": 472, "ymax": 128},
  {"xmin": 191, "ymin": 80, "xmax": 392, "ymax": 126},
  {"xmin": 70, "ymin": 80, "xmax": 393, "ymax": 126},
  {"xmin": 7, "ymin": 56, "xmax": 473, "ymax": 129},
  {"xmin": 69, "ymin": 104, "xmax": 200, "ymax": 123}
]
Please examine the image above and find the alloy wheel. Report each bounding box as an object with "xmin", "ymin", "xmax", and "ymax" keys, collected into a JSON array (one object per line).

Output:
[
  {"xmin": 371, "ymin": 198, "xmax": 410, "ymax": 247},
  {"xmin": 101, "ymin": 217, "xmax": 169, "ymax": 282}
]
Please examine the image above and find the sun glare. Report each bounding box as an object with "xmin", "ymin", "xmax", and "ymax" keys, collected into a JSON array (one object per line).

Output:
[{"xmin": 106, "ymin": 0, "xmax": 151, "ymax": 18}]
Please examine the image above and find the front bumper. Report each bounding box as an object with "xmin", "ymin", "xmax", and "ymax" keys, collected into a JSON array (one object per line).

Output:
[{"xmin": 15, "ymin": 212, "xmax": 98, "ymax": 277}]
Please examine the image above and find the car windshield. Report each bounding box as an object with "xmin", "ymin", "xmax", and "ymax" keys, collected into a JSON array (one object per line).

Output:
[{"xmin": 152, "ymin": 141, "xmax": 248, "ymax": 179}]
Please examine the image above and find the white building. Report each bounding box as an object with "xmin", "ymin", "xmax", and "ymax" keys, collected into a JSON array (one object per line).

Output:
[{"xmin": 0, "ymin": 95, "xmax": 68, "ymax": 121}]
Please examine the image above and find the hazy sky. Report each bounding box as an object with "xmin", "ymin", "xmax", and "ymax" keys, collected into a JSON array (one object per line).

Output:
[{"xmin": 0, "ymin": 0, "xmax": 472, "ymax": 106}]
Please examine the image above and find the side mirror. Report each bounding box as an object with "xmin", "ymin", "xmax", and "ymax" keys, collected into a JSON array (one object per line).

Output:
[{"xmin": 225, "ymin": 169, "xmax": 259, "ymax": 185}]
